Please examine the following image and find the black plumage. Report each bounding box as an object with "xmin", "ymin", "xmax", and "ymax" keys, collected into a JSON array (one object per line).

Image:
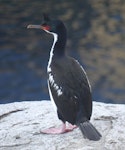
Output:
[
  {"xmin": 27, "ymin": 14, "xmax": 102, "ymax": 141},
  {"xmin": 48, "ymin": 56, "xmax": 92, "ymax": 124}
]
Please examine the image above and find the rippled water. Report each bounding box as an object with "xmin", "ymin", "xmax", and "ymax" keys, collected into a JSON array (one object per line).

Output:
[
  {"xmin": 1, "ymin": 0, "xmax": 125, "ymax": 104},
  {"xmin": 0, "ymin": 48, "xmax": 48, "ymax": 103}
]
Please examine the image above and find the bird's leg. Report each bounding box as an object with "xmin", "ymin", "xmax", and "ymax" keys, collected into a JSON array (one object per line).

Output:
[
  {"xmin": 67, "ymin": 123, "xmax": 78, "ymax": 130},
  {"xmin": 41, "ymin": 123, "xmax": 67, "ymax": 134},
  {"xmin": 41, "ymin": 122, "xmax": 77, "ymax": 134}
]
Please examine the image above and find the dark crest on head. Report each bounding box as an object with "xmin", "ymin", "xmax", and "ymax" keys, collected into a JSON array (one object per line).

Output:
[{"xmin": 43, "ymin": 13, "xmax": 51, "ymax": 22}]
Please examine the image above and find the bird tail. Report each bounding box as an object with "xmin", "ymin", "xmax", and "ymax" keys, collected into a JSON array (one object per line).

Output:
[{"xmin": 79, "ymin": 121, "xmax": 102, "ymax": 141}]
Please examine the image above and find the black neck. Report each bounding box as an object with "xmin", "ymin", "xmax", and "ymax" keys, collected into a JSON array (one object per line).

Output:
[{"xmin": 53, "ymin": 26, "xmax": 67, "ymax": 57}]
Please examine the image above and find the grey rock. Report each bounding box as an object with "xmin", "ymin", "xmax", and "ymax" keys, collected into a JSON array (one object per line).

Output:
[{"xmin": 0, "ymin": 101, "xmax": 125, "ymax": 150}]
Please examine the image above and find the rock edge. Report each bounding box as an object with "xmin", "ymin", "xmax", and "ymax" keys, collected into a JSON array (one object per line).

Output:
[{"xmin": 0, "ymin": 101, "xmax": 125, "ymax": 150}]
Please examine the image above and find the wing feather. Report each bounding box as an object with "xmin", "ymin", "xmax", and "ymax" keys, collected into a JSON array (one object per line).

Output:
[{"xmin": 48, "ymin": 56, "xmax": 92, "ymax": 124}]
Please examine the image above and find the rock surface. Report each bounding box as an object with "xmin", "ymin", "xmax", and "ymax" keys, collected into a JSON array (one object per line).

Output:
[{"xmin": 0, "ymin": 101, "xmax": 125, "ymax": 150}]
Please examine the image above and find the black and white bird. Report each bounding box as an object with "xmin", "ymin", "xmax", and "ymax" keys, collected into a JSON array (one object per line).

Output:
[{"xmin": 27, "ymin": 14, "xmax": 101, "ymax": 141}]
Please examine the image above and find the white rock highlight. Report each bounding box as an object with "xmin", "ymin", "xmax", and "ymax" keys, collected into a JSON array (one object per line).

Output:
[{"xmin": 0, "ymin": 101, "xmax": 125, "ymax": 150}]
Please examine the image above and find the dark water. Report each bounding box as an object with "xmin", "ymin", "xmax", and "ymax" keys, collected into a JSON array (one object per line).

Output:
[
  {"xmin": 0, "ymin": 46, "xmax": 50, "ymax": 103},
  {"xmin": 1, "ymin": 0, "xmax": 125, "ymax": 104}
]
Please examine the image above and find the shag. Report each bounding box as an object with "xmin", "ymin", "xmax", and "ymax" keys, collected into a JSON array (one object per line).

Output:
[{"xmin": 27, "ymin": 14, "xmax": 102, "ymax": 141}]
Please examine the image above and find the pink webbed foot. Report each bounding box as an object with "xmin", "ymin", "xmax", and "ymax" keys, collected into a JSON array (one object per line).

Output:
[
  {"xmin": 67, "ymin": 124, "xmax": 77, "ymax": 131},
  {"xmin": 41, "ymin": 123, "xmax": 77, "ymax": 134}
]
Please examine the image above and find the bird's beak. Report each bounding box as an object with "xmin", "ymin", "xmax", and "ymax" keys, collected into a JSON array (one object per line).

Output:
[
  {"xmin": 27, "ymin": 24, "xmax": 50, "ymax": 31},
  {"xmin": 27, "ymin": 24, "xmax": 42, "ymax": 29}
]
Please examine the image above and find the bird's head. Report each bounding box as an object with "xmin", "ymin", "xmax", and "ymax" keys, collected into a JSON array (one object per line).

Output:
[{"xmin": 27, "ymin": 14, "xmax": 66, "ymax": 35}]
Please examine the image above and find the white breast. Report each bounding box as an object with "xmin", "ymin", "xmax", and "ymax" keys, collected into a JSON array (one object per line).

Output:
[
  {"xmin": 48, "ymin": 73, "xmax": 63, "ymax": 96},
  {"xmin": 47, "ymin": 33, "xmax": 63, "ymax": 111}
]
